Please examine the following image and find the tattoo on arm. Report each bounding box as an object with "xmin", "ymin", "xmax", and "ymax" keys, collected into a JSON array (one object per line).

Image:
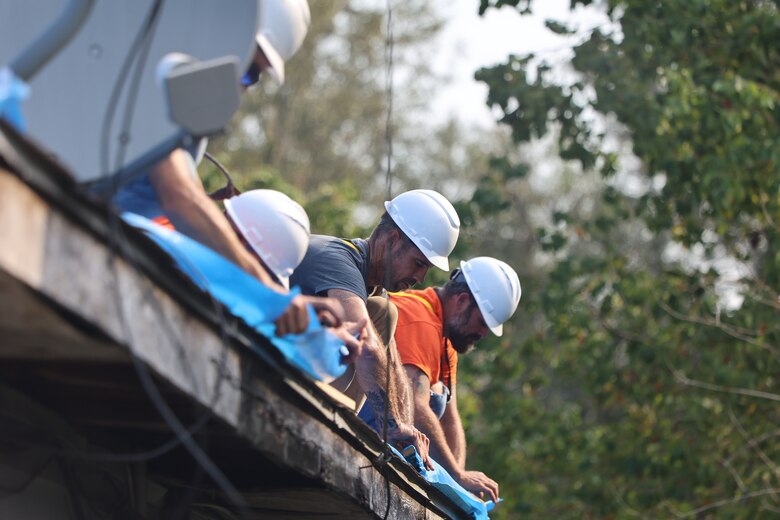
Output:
[
  {"xmin": 366, "ymin": 389, "xmax": 398, "ymax": 430},
  {"xmin": 413, "ymin": 375, "xmax": 429, "ymax": 397}
]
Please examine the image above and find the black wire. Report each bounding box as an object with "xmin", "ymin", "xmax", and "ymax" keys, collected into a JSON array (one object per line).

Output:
[
  {"xmin": 98, "ymin": 0, "xmax": 163, "ymax": 189},
  {"xmin": 110, "ymin": 2, "xmax": 162, "ymax": 178},
  {"xmin": 204, "ymin": 151, "xmax": 241, "ymax": 200},
  {"xmin": 381, "ymin": 0, "xmax": 395, "ymax": 448},
  {"xmin": 441, "ymin": 338, "xmax": 453, "ymax": 402},
  {"xmin": 382, "ymin": 2, "xmax": 395, "ymax": 519},
  {"xmin": 94, "ymin": 0, "xmax": 249, "ymax": 514}
]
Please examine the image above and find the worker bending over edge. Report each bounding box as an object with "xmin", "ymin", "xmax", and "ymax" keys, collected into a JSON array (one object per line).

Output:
[
  {"xmin": 361, "ymin": 257, "xmax": 521, "ymax": 502},
  {"xmin": 290, "ymin": 189, "xmax": 462, "ymax": 467},
  {"xmin": 223, "ymin": 189, "xmax": 364, "ymax": 357}
]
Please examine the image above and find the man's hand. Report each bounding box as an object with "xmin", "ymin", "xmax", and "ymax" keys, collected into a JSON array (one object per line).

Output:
[
  {"xmin": 388, "ymin": 423, "xmax": 433, "ymax": 471},
  {"xmin": 274, "ymin": 295, "xmax": 310, "ymax": 336},
  {"xmin": 455, "ymin": 470, "xmax": 499, "ymax": 503},
  {"xmin": 275, "ymin": 295, "xmax": 349, "ymax": 337},
  {"xmin": 300, "ymin": 295, "xmax": 345, "ymax": 327},
  {"xmin": 327, "ymin": 319, "xmax": 367, "ymax": 364}
]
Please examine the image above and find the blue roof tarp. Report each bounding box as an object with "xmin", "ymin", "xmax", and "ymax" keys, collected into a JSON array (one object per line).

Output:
[{"xmin": 122, "ymin": 213, "xmax": 348, "ymax": 382}]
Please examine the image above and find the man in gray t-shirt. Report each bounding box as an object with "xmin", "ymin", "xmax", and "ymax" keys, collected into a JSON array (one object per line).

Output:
[
  {"xmin": 289, "ymin": 190, "xmax": 461, "ymax": 468},
  {"xmin": 291, "ymin": 235, "xmax": 370, "ymax": 301}
]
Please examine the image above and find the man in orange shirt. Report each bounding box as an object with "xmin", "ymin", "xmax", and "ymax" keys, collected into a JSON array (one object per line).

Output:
[{"xmin": 359, "ymin": 257, "xmax": 521, "ymax": 502}]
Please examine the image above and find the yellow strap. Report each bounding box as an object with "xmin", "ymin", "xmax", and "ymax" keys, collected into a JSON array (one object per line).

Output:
[
  {"xmin": 389, "ymin": 291, "xmax": 435, "ymax": 315},
  {"xmin": 339, "ymin": 238, "xmax": 360, "ymax": 253}
]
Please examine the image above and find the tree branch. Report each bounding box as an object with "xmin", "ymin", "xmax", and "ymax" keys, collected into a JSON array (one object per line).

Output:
[
  {"xmin": 728, "ymin": 408, "xmax": 780, "ymax": 498},
  {"xmin": 669, "ymin": 488, "xmax": 780, "ymax": 518},
  {"xmin": 590, "ymin": 303, "xmax": 649, "ymax": 344},
  {"xmin": 721, "ymin": 457, "xmax": 748, "ymax": 493},
  {"xmin": 759, "ymin": 191, "xmax": 778, "ymax": 231},
  {"xmin": 608, "ymin": 483, "xmax": 646, "ymax": 518},
  {"xmin": 660, "ymin": 301, "xmax": 779, "ymax": 356},
  {"xmin": 744, "ymin": 270, "xmax": 780, "ymax": 311},
  {"xmin": 724, "ymin": 428, "xmax": 780, "ymax": 466},
  {"xmin": 672, "ymin": 369, "xmax": 780, "ymax": 403}
]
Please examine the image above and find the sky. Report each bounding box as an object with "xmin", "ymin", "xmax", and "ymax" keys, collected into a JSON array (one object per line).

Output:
[{"xmin": 430, "ymin": 0, "xmax": 611, "ymax": 127}]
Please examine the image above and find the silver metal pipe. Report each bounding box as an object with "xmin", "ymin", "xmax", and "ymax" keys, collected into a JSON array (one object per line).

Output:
[{"xmin": 10, "ymin": 0, "xmax": 95, "ymax": 81}]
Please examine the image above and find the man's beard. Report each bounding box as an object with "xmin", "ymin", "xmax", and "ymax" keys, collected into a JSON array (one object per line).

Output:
[
  {"xmin": 447, "ymin": 331, "xmax": 476, "ymax": 354},
  {"xmin": 445, "ymin": 305, "xmax": 480, "ymax": 354},
  {"xmin": 387, "ymin": 277, "xmax": 416, "ymax": 292}
]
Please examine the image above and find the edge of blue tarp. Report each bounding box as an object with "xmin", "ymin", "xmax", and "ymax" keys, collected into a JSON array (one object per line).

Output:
[
  {"xmin": 0, "ymin": 67, "xmax": 29, "ymax": 132},
  {"xmin": 121, "ymin": 213, "xmax": 348, "ymax": 382},
  {"xmin": 394, "ymin": 445, "xmax": 499, "ymax": 520},
  {"xmin": 361, "ymin": 401, "xmax": 500, "ymax": 518}
]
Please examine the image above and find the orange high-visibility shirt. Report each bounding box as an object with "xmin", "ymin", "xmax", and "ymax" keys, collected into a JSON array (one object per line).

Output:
[{"xmin": 390, "ymin": 287, "xmax": 458, "ymax": 387}]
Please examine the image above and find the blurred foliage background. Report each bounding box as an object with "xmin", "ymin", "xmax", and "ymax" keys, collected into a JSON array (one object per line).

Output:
[{"xmin": 207, "ymin": 0, "xmax": 780, "ymax": 517}]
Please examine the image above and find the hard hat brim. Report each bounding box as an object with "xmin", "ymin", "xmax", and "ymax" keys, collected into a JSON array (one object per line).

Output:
[
  {"xmin": 429, "ymin": 255, "xmax": 449, "ymax": 272},
  {"xmin": 277, "ymin": 273, "xmax": 290, "ymax": 290},
  {"xmin": 459, "ymin": 259, "xmax": 506, "ymax": 337},
  {"xmin": 384, "ymin": 192, "xmax": 458, "ymax": 273},
  {"xmin": 255, "ymin": 33, "xmax": 285, "ymax": 85},
  {"xmin": 476, "ymin": 298, "xmax": 503, "ymax": 337},
  {"xmin": 226, "ymin": 196, "xmax": 290, "ymax": 290}
]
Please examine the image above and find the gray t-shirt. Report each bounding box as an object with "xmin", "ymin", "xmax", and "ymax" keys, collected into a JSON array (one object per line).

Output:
[{"xmin": 290, "ymin": 235, "xmax": 371, "ymax": 302}]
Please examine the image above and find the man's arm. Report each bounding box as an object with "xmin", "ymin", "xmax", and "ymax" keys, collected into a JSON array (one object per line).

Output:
[
  {"xmin": 150, "ymin": 149, "xmax": 278, "ymax": 286},
  {"xmin": 328, "ymin": 289, "xmax": 432, "ymax": 469},
  {"xmin": 150, "ymin": 150, "xmax": 331, "ymax": 335},
  {"xmin": 440, "ymin": 385, "xmax": 466, "ymax": 468},
  {"xmin": 405, "ymin": 365, "xmax": 499, "ymax": 501}
]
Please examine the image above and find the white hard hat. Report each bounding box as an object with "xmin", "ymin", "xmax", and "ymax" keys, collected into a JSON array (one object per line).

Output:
[
  {"xmin": 256, "ymin": 0, "xmax": 311, "ymax": 84},
  {"xmin": 224, "ymin": 189, "xmax": 310, "ymax": 289},
  {"xmin": 460, "ymin": 257, "xmax": 521, "ymax": 337},
  {"xmin": 384, "ymin": 189, "xmax": 460, "ymax": 271}
]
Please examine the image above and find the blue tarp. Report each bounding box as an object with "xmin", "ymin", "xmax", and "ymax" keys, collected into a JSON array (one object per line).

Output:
[
  {"xmin": 0, "ymin": 67, "xmax": 29, "ymax": 132},
  {"xmin": 397, "ymin": 446, "xmax": 499, "ymax": 520},
  {"xmin": 363, "ymin": 399, "xmax": 500, "ymax": 517},
  {"xmin": 122, "ymin": 213, "xmax": 348, "ymax": 382}
]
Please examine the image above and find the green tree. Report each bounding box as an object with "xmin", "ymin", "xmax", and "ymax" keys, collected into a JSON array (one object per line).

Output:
[
  {"xmin": 471, "ymin": 0, "xmax": 780, "ymax": 517},
  {"xmin": 206, "ymin": 0, "xmax": 445, "ymax": 238}
]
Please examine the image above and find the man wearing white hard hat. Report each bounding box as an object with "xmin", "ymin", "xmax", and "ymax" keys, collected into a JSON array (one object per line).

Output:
[
  {"xmin": 359, "ymin": 257, "xmax": 521, "ymax": 503},
  {"xmin": 224, "ymin": 189, "xmax": 310, "ymax": 291},
  {"xmin": 113, "ymin": 0, "xmax": 322, "ymax": 335},
  {"xmin": 243, "ymin": 0, "xmax": 311, "ymax": 87},
  {"xmin": 289, "ymin": 189, "xmax": 461, "ymax": 468},
  {"xmin": 223, "ymin": 189, "xmax": 365, "ymax": 349}
]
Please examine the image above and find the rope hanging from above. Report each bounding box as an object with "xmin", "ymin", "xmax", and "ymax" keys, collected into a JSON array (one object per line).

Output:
[
  {"xmin": 381, "ymin": 2, "xmax": 396, "ymax": 518},
  {"xmin": 384, "ymin": 0, "xmax": 394, "ymax": 200}
]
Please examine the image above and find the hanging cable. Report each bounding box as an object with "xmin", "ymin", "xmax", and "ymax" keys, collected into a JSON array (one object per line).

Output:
[
  {"xmin": 381, "ymin": 1, "xmax": 396, "ymax": 518},
  {"xmin": 205, "ymin": 151, "xmax": 242, "ymax": 201},
  {"xmin": 380, "ymin": 0, "xmax": 395, "ymax": 446},
  {"xmin": 383, "ymin": 1, "xmax": 394, "ymax": 201}
]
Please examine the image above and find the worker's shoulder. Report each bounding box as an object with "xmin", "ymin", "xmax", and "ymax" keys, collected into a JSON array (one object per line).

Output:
[
  {"xmin": 308, "ymin": 234, "xmax": 365, "ymax": 255},
  {"xmin": 390, "ymin": 288, "xmax": 438, "ymax": 313},
  {"xmin": 294, "ymin": 235, "xmax": 366, "ymax": 284},
  {"xmin": 303, "ymin": 235, "xmax": 366, "ymax": 267}
]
